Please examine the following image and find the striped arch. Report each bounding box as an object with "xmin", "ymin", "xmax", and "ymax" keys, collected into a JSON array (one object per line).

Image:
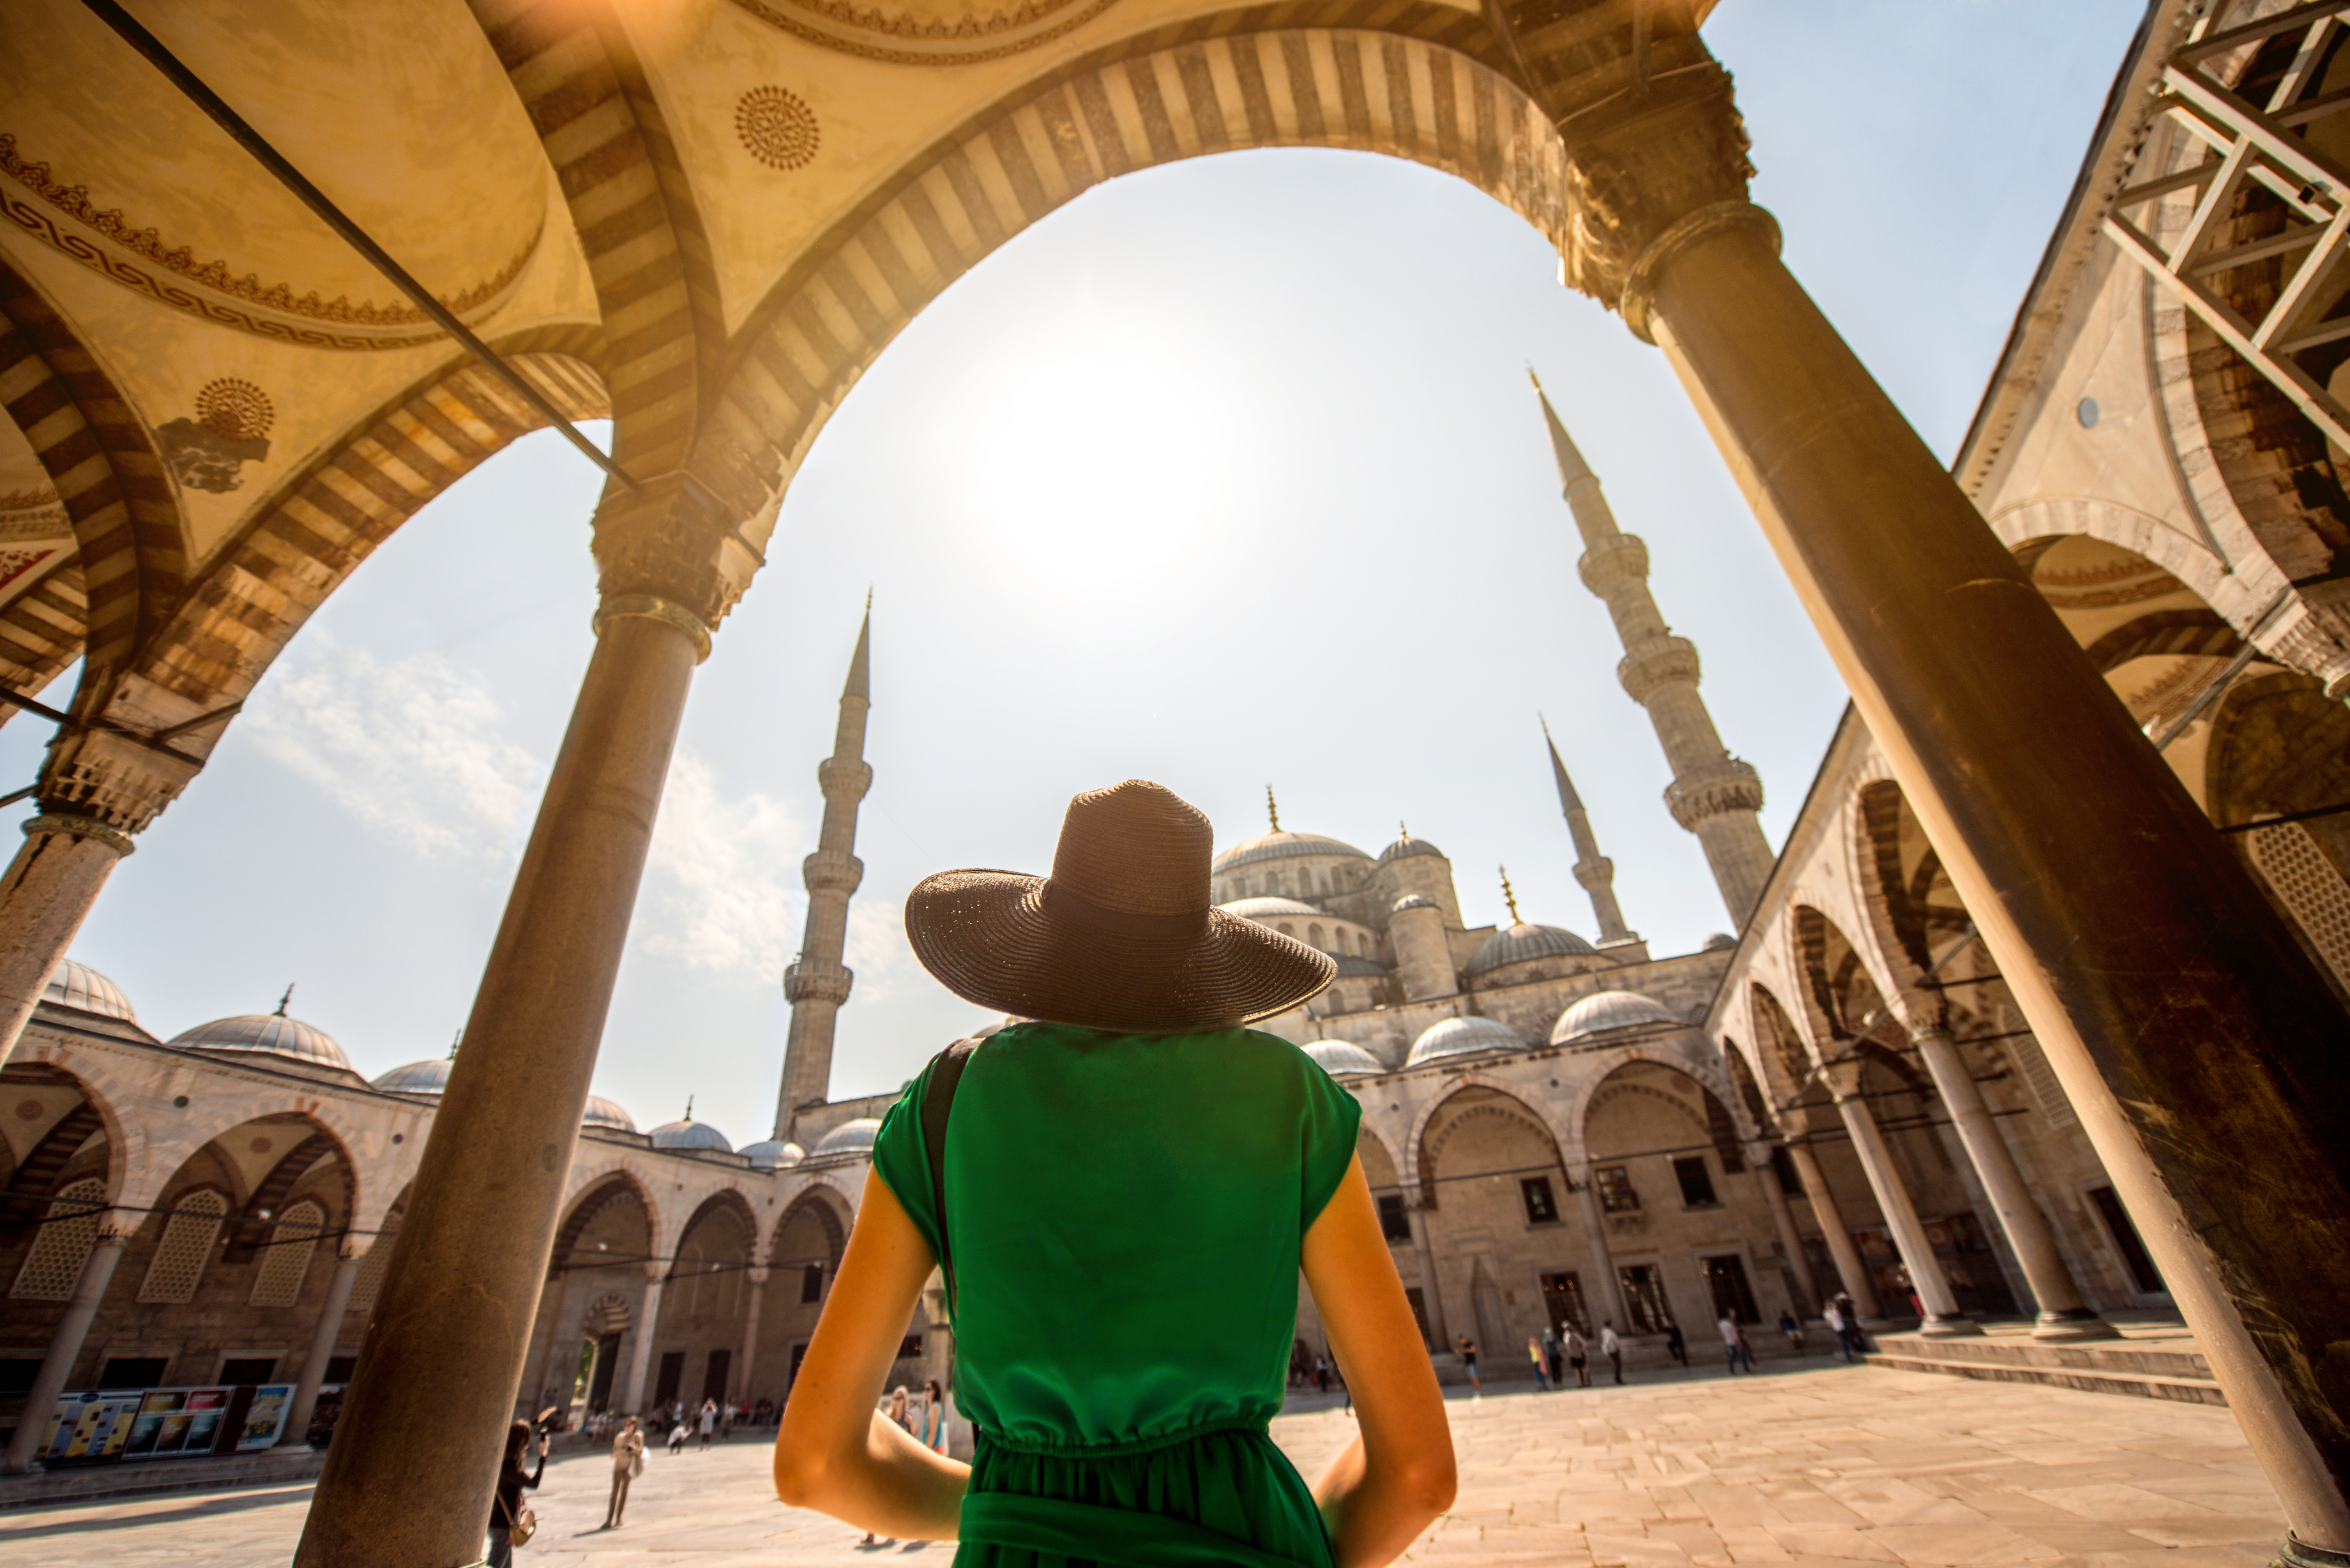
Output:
[{"xmin": 694, "ymin": 15, "xmax": 1564, "ymax": 520}]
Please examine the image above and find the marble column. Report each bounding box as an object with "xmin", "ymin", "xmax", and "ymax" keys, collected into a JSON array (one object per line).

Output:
[
  {"xmin": 1756, "ymin": 1151, "xmax": 1820, "ymax": 1316},
  {"xmin": 525, "ymin": 1274, "xmax": 570, "ymax": 1419},
  {"xmin": 736, "ymin": 1268, "xmax": 768, "ymax": 1404},
  {"xmin": 0, "ymin": 816, "xmax": 132, "ymax": 1071},
  {"xmin": 1574, "ymin": 1171, "xmax": 1627, "ymax": 1332},
  {"xmin": 1911, "ymin": 1028, "xmax": 2113, "ymax": 1341},
  {"xmin": 1831, "ymin": 1085, "xmax": 1977, "ymax": 1337},
  {"xmin": 1, "ymin": 1230, "xmax": 126, "ymax": 1472},
  {"xmin": 1402, "ymin": 1200, "xmax": 1450, "ymax": 1352},
  {"xmin": 1784, "ymin": 1140, "xmax": 1881, "ymax": 1320},
  {"xmin": 622, "ymin": 1270, "xmax": 667, "ymax": 1415},
  {"xmin": 282, "ymin": 1253, "xmax": 363, "ymax": 1446},
  {"xmin": 295, "ymin": 606, "xmax": 706, "ymax": 1568}
]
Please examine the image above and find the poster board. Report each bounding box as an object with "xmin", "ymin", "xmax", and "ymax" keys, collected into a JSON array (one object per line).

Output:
[
  {"xmin": 121, "ymin": 1388, "xmax": 233, "ymax": 1460},
  {"xmin": 234, "ymin": 1385, "xmax": 293, "ymax": 1451},
  {"xmin": 38, "ymin": 1390, "xmax": 142, "ymax": 1463}
]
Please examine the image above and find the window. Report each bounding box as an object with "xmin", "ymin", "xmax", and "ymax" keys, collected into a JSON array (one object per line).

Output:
[
  {"xmin": 2087, "ymin": 1185, "xmax": 2164, "ymax": 1295},
  {"xmin": 1520, "ymin": 1175, "xmax": 1559, "ymax": 1225},
  {"xmin": 1702, "ymin": 1255, "xmax": 1761, "ymax": 1324},
  {"xmin": 654, "ymin": 1351, "xmax": 686, "ymax": 1407},
  {"xmin": 348, "ymin": 1216, "xmax": 400, "ymax": 1315},
  {"xmin": 11, "ymin": 1178, "xmax": 106, "ymax": 1300},
  {"xmin": 139, "ymin": 1189, "xmax": 228, "ymax": 1303},
  {"xmin": 219, "ymin": 1357, "xmax": 278, "ymax": 1385},
  {"xmin": 1540, "ymin": 1271, "xmax": 1590, "ymax": 1337},
  {"xmin": 1308, "ymin": 923, "xmax": 1325, "ymax": 950},
  {"xmin": 1769, "ymin": 1145, "xmax": 1805, "ymax": 1196},
  {"xmin": 1376, "ymin": 1194, "xmax": 1412, "ymax": 1243},
  {"xmin": 702, "ymin": 1348, "xmax": 733, "ymax": 1402},
  {"xmin": 249, "ymin": 1199, "xmax": 325, "ymax": 1308},
  {"xmin": 1278, "ymin": 923, "xmax": 1296, "ymax": 938},
  {"xmin": 896, "ymin": 1335, "xmax": 924, "ymax": 1361},
  {"xmin": 1616, "ymin": 1263, "xmax": 1670, "ymax": 1333},
  {"xmin": 1593, "ymin": 1165, "xmax": 1639, "ymax": 1214},
  {"xmin": 801, "ymin": 1263, "xmax": 825, "ymax": 1302},
  {"xmin": 1356, "ymin": 932, "xmax": 1371, "ymax": 958},
  {"xmin": 0, "ymin": 1360, "xmax": 38, "ymax": 1396},
  {"xmin": 98, "ymin": 1357, "xmax": 168, "ymax": 1389},
  {"xmin": 1672, "ymin": 1157, "xmax": 1718, "ymax": 1208}
]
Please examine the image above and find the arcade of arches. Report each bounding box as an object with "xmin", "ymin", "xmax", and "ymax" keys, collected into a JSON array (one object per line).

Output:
[{"xmin": 3, "ymin": 2, "xmax": 2350, "ymax": 1566}]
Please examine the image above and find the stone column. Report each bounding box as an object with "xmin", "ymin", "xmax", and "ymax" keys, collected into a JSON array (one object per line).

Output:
[
  {"xmin": 1402, "ymin": 1200, "xmax": 1450, "ymax": 1352},
  {"xmin": 1541, "ymin": 27, "xmax": 2350, "ymax": 1549},
  {"xmin": 525, "ymin": 1274, "xmax": 569, "ymax": 1419},
  {"xmin": 0, "ymin": 815, "xmax": 132, "ymax": 1070},
  {"xmin": 1911, "ymin": 1028, "xmax": 2113, "ymax": 1341},
  {"xmin": 736, "ymin": 1268, "xmax": 768, "ymax": 1404},
  {"xmin": 1756, "ymin": 1151, "xmax": 1819, "ymax": 1316},
  {"xmin": 294, "ymin": 604, "xmax": 706, "ymax": 1568},
  {"xmin": 1830, "ymin": 1083, "xmax": 1976, "ymax": 1336},
  {"xmin": 622, "ymin": 1269, "xmax": 667, "ymax": 1415},
  {"xmin": 1574, "ymin": 1171, "xmax": 1627, "ymax": 1331},
  {"xmin": 1, "ymin": 1229, "xmax": 126, "ymax": 1472},
  {"xmin": 1784, "ymin": 1140, "xmax": 1881, "ymax": 1320},
  {"xmin": 282, "ymin": 1252, "xmax": 363, "ymax": 1446}
]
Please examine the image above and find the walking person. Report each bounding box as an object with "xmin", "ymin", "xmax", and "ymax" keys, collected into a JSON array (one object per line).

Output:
[
  {"xmin": 1834, "ymin": 1290, "xmax": 1867, "ymax": 1356},
  {"xmin": 698, "ymin": 1398, "xmax": 717, "ymax": 1451},
  {"xmin": 1778, "ymin": 1309, "xmax": 1805, "ymax": 1353},
  {"xmin": 486, "ymin": 1419, "xmax": 547, "ymax": 1568},
  {"xmin": 1565, "ymin": 1325, "xmax": 1591, "ymax": 1387},
  {"xmin": 775, "ymin": 783, "xmax": 1455, "ymax": 1567},
  {"xmin": 1455, "ymin": 1334, "xmax": 1481, "ymax": 1398},
  {"xmin": 1664, "ymin": 1320, "xmax": 1688, "ymax": 1368},
  {"xmin": 1718, "ymin": 1314, "xmax": 1754, "ymax": 1374},
  {"xmin": 1526, "ymin": 1336, "xmax": 1549, "ymax": 1391},
  {"xmin": 1542, "ymin": 1325, "xmax": 1563, "ymax": 1391},
  {"xmin": 1601, "ymin": 1322, "xmax": 1624, "ymax": 1384},
  {"xmin": 604, "ymin": 1415, "xmax": 644, "ymax": 1530}
]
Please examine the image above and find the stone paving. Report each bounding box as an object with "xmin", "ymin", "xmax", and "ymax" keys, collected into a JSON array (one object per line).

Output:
[{"xmin": 0, "ymin": 1360, "xmax": 2283, "ymax": 1565}]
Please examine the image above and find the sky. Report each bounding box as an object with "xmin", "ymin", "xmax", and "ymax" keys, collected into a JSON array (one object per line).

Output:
[{"xmin": 7, "ymin": 1, "xmax": 2149, "ymax": 1147}]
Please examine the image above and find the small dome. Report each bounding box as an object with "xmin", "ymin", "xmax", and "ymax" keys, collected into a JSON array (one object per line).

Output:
[
  {"xmin": 1378, "ymin": 831, "xmax": 1444, "ymax": 864},
  {"xmin": 740, "ymin": 1139, "xmax": 806, "ymax": 1170},
  {"xmin": 1331, "ymin": 953, "xmax": 1387, "ymax": 978},
  {"xmin": 1550, "ymin": 990, "xmax": 1682, "ymax": 1044},
  {"xmin": 812, "ymin": 1117, "xmax": 881, "ymax": 1156},
  {"xmin": 1702, "ymin": 932, "xmax": 1737, "ymax": 953},
  {"xmin": 1465, "ymin": 923, "xmax": 1598, "ymax": 978},
  {"xmin": 1306, "ymin": 1039, "xmax": 1384, "ymax": 1076},
  {"xmin": 1406, "ymin": 1014, "xmax": 1522, "ymax": 1066},
  {"xmin": 45, "ymin": 960, "xmax": 134, "ymax": 1021},
  {"xmin": 649, "ymin": 1118, "xmax": 731, "ymax": 1152},
  {"xmin": 1211, "ymin": 831, "xmax": 1371, "ymax": 875},
  {"xmin": 583, "ymin": 1096, "xmax": 637, "ymax": 1133},
  {"xmin": 372, "ymin": 1058, "xmax": 452, "ymax": 1095},
  {"xmin": 171, "ymin": 1011, "xmax": 352, "ymax": 1071},
  {"xmin": 1220, "ymin": 896, "xmax": 1322, "ymax": 919},
  {"xmin": 1391, "ymin": 894, "xmax": 1438, "ymax": 915}
]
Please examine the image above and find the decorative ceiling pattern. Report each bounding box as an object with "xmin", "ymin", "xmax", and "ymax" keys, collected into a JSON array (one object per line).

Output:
[{"xmin": 725, "ymin": 0, "xmax": 1121, "ymax": 65}]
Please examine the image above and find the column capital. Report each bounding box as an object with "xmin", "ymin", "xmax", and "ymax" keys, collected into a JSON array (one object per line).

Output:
[
  {"xmin": 38, "ymin": 725, "xmax": 199, "ymax": 836},
  {"xmin": 593, "ymin": 594, "xmax": 713, "ymax": 664},
  {"xmin": 746, "ymin": 1266, "xmax": 770, "ymax": 1286},
  {"xmin": 642, "ymin": 1262, "xmax": 669, "ymax": 1283},
  {"xmin": 589, "ymin": 469, "xmax": 765, "ymax": 635},
  {"xmin": 1818, "ymin": 1058, "xmax": 1866, "ymax": 1102},
  {"xmin": 23, "ymin": 812, "xmax": 135, "ymax": 858}
]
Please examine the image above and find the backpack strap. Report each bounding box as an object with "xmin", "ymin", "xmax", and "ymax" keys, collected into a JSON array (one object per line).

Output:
[{"xmin": 921, "ymin": 1037, "xmax": 982, "ymax": 1312}]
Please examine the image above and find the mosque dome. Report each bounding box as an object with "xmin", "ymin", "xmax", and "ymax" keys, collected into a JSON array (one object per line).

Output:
[
  {"xmin": 1211, "ymin": 831, "xmax": 1371, "ymax": 875},
  {"xmin": 1464, "ymin": 923, "xmax": 1598, "ymax": 977},
  {"xmin": 372, "ymin": 1058, "xmax": 452, "ymax": 1095},
  {"xmin": 649, "ymin": 1117, "xmax": 732, "ymax": 1153},
  {"xmin": 583, "ymin": 1096, "xmax": 637, "ymax": 1133},
  {"xmin": 741, "ymin": 1139, "xmax": 806, "ymax": 1170},
  {"xmin": 1391, "ymin": 894, "xmax": 1438, "ymax": 915},
  {"xmin": 1378, "ymin": 831, "xmax": 1444, "ymax": 864},
  {"xmin": 1219, "ymin": 896, "xmax": 1322, "ymax": 920},
  {"xmin": 1306, "ymin": 1040, "xmax": 1385, "ymax": 1076},
  {"xmin": 1406, "ymin": 1014, "xmax": 1522, "ymax": 1066},
  {"xmin": 44, "ymin": 960, "xmax": 135, "ymax": 1022},
  {"xmin": 1702, "ymin": 932, "xmax": 1737, "ymax": 953},
  {"xmin": 171, "ymin": 1009, "xmax": 352, "ymax": 1071},
  {"xmin": 1550, "ymin": 990, "xmax": 1682, "ymax": 1044},
  {"xmin": 812, "ymin": 1117, "xmax": 881, "ymax": 1156},
  {"xmin": 1331, "ymin": 953, "xmax": 1388, "ymax": 978}
]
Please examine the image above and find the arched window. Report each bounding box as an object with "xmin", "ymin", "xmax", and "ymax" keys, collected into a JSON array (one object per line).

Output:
[
  {"xmin": 1356, "ymin": 932, "xmax": 1371, "ymax": 958},
  {"xmin": 1309, "ymin": 923, "xmax": 1326, "ymax": 950},
  {"xmin": 11, "ymin": 1177, "xmax": 107, "ymax": 1300},
  {"xmin": 139, "ymin": 1189, "xmax": 229, "ymax": 1303},
  {"xmin": 2247, "ymin": 820, "xmax": 2350, "ymax": 988},
  {"xmin": 347, "ymin": 1214, "xmax": 400, "ymax": 1315},
  {"xmin": 248, "ymin": 1199, "xmax": 326, "ymax": 1308}
]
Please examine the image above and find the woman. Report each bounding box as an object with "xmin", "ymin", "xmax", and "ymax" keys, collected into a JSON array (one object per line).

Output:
[
  {"xmin": 1565, "ymin": 1325, "xmax": 1590, "ymax": 1388},
  {"xmin": 605, "ymin": 1415, "xmax": 645, "ymax": 1530},
  {"xmin": 920, "ymin": 1380, "xmax": 950, "ymax": 1454},
  {"xmin": 777, "ymin": 781, "xmax": 1455, "ymax": 1568},
  {"xmin": 1525, "ymin": 1337, "xmax": 1548, "ymax": 1392},
  {"xmin": 863, "ymin": 1389, "xmax": 921, "ymax": 1547},
  {"xmin": 487, "ymin": 1418, "xmax": 546, "ymax": 1567},
  {"xmin": 1455, "ymin": 1335, "xmax": 1480, "ymax": 1398}
]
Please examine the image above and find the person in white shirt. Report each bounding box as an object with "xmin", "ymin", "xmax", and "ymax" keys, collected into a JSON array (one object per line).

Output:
[
  {"xmin": 1823, "ymin": 1300, "xmax": 1853, "ymax": 1362},
  {"xmin": 1600, "ymin": 1323, "xmax": 1623, "ymax": 1384},
  {"xmin": 1717, "ymin": 1314, "xmax": 1753, "ymax": 1374}
]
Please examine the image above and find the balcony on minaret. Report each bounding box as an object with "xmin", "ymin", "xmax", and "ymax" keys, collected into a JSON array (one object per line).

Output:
[
  {"xmin": 1662, "ymin": 757, "xmax": 1765, "ymax": 830},
  {"xmin": 1616, "ymin": 637, "xmax": 1702, "ymax": 705},
  {"xmin": 817, "ymin": 757, "xmax": 873, "ymax": 802},
  {"xmin": 784, "ymin": 958, "xmax": 854, "ymax": 1007},
  {"xmin": 802, "ymin": 849, "xmax": 864, "ymax": 894}
]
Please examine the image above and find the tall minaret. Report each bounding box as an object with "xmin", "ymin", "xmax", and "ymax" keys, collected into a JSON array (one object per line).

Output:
[
  {"xmin": 1533, "ymin": 373, "xmax": 1773, "ymax": 924},
  {"xmin": 775, "ymin": 599, "xmax": 873, "ymax": 1140},
  {"xmin": 1542, "ymin": 717, "xmax": 1639, "ymax": 949}
]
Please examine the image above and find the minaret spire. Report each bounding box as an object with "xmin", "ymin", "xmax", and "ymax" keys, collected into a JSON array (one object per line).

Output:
[
  {"xmin": 1543, "ymin": 716, "xmax": 1637, "ymax": 947},
  {"xmin": 775, "ymin": 599, "xmax": 876, "ymax": 1140},
  {"xmin": 1530, "ymin": 375, "xmax": 1773, "ymax": 924}
]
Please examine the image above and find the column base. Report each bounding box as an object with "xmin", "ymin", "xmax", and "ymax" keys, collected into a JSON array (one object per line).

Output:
[
  {"xmin": 2030, "ymin": 1309, "xmax": 2121, "ymax": 1342},
  {"xmin": 1916, "ymin": 1313, "xmax": 1983, "ymax": 1338},
  {"xmin": 2276, "ymin": 1532, "xmax": 2350, "ymax": 1568}
]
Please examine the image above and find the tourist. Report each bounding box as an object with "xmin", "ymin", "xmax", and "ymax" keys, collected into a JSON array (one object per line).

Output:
[
  {"xmin": 604, "ymin": 1415, "xmax": 644, "ymax": 1530},
  {"xmin": 1824, "ymin": 1299, "xmax": 1853, "ymax": 1362},
  {"xmin": 1542, "ymin": 1324, "xmax": 1563, "ymax": 1390},
  {"xmin": 774, "ymin": 781, "xmax": 1455, "ymax": 1567},
  {"xmin": 1601, "ymin": 1322, "xmax": 1624, "ymax": 1384},
  {"xmin": 1778, "ymin": 1309, "xmax": 1805, "ymax": 1352},
  {"xmin": 1664, "ymin": 1320, "xmax": 1688, "ymax": 1367},
  {"xmin": 485, "ymin": 1419, "xmax": 546, "ymax": 1568},
  {"xmin": 860, "ymin": 1389, "xmax": 920, "ymax": 1548},
  {"xmin": 920, "ymin": 1380, "xmax": 950, "ymax": 1454},
  {"xmin": 1457, "ymin": 1334, "xmax": 1481, "ymax": 1398},
  {"xmin": 1834, "ymin": 1291, "xmax": 1868, "ymax": 1355},
  {"xmin": 699, "ymin": 1397, "xmax": 718, "ymax": 1450},
  {"xmin": 1526, "ymin": 1336, "xmax": 1549, "ymax": 1391},
  {"xmin": 1718, "ymin": 1314, "xmax": 1754, "ymax": 1374},
  {"xmin": 667, "ymin": 1413, "xmax": 688, "ymax": 1455},
  {"xmin": 1565, "ymin": 1325, "xmax": 1591, "ymax": 1387}
]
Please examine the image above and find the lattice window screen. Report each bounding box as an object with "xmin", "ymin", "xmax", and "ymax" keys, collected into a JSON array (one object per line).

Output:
[
  {"xmin": 2248, "ymin": 820, "xmax": 2350, "ymax": 989},
  {"xmin": 248, "ymin": 1200, "xmax": 324, "ymax": 1308},
  {"xmin": 10, "ymin": 1178, "xmax": 106, "ymax": 1300},
  {"xmin": 138, "ymin": 1189, "xmax": 229, "ymax": 1303},
  {"xmin": 347, "ymin": 1215, "xmax": 398, "ymax": 1316},
  {"xmin": 2001, "ymin": 1034, "xmax": 2077, "ymax": 1131}
]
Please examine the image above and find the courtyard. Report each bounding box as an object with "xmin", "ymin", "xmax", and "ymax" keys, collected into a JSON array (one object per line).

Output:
[{"xmin": 0, "ymin": 1363, "xmax": 2280, "ymax": 1567}]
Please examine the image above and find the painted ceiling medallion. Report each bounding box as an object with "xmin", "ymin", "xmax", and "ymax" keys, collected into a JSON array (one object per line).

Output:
[
  {"xmin": 196, "ymin": 378, "xmax": 273, "ymax": 441},
  {"xmin": 737, "ymin": 87, "xmax": 822, "ymax": 171},
  {"xmin": 725, "ymin": 0, "xmax": 1118, "ymax": 64},
  {"xmin": 160, "ymin": 378, "xmax": 274, "ymax": 494},
  {"xmin": 0, "ymin": 133, "xmax": 542, "ymax": 353}
]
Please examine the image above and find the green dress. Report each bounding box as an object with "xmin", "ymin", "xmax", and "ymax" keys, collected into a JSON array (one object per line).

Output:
[{"xmin": 870, "ymin": 1021, "xmax": 1363, "ymax": 1568}]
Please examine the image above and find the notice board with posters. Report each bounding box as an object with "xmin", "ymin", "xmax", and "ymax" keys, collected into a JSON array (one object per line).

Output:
[
  {"xmin": 119, "ymin": 1389, "xmax": 234, "ymax": 1460},
  {"xmin": 37, "ymin": 1390, "xmax": 142, "ymax": 1463},
  {"xmin": 234, "ymin": 1385, "xmax": 293, "ymax": 1451}
]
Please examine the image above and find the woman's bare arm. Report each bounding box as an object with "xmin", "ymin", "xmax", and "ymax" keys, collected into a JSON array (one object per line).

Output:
[
  {"xmin": 773, "ymin": 1172, "xmax": 969, "ymax": 1537},
  {"xmin": 1301, "ymin": 1156, "xmax": 1457, "ymax": 1567}
]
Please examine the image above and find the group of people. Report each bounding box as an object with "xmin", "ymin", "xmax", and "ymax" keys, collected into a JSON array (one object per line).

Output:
[
  {"xmin": 1494, "ymin": 1323, "xmax": 1623, "ymax": 1394},
  {"xmin": 858, "ymin": 1380, "xmax": 954, "ymax": 1549}
]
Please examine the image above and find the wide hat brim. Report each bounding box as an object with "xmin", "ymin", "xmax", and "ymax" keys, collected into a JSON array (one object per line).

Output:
[{"xmin": 905, "ymin": 870, "xmax": 1335, "ymax": 1034}]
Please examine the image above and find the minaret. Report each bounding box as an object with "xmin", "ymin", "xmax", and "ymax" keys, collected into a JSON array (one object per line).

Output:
[
  {"xmin": 775, "ymin": 600, "xmax": 873, "ymax": 1140},
  {"xmin": 1533, "ymin": 372, "xmax": 1773, "ymax": 924},
  {"xmin": 1542, "ymin": 717, "xmax": 1639, "ymax": 947}
]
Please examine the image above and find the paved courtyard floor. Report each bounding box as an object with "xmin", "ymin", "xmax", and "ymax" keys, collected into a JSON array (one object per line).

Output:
[{"xmin": 0, "ymin": 1361, "xmax": 2283, "ymax": 1566}]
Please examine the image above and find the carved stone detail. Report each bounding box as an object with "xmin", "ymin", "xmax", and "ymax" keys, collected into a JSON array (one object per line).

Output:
[
  {"xmin": 784, "ymin": 958, "xmax": 854, "ymax": 1006},
  {"xmin": 817, "ymin": 757, "xmax": 872, "ymax": 804},
  {"xmin": 1572, "ymin": 855, "xmax": 1616, "ymax": 893},
  {"xmin": 1577, "ymin": 536, "xmax": 1649, "ymax": 598},
  {"xmin": 1663, "ymin": 757, "xmax": 1766, "ymax": 831},
  {"xmin": 38, "ymin": 727, "xmax": 198, "ymax": 836},
  {"xmin": 802, "ymin": 850, "xmax": 864, "ymax": 896},
  {"xmin": 1618, "ymin": 637, "xmax": 1702, "ymax": 705}
]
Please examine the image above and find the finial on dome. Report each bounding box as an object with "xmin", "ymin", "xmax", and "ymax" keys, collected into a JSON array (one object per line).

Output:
[
  {"xmin": 275, "ymin": 983, "xmax": 294, "ymax": 1018},
  {"xmin": 684, "ymin": 1095, "xmax": 695, "ymax": 1122},
  {"xmin": 448, "ymin": 1028, "xmax": 461, "ymax": 1060},
  {"xmin": 1398, "ymin": 820, "xmax": 1409, "ymax": 840},
  {"xmin": 1500, "ymin": 866, "xmax": 1522, "ymax": 926},
  {"xmin": 1266, "ymin": 785, "xmax": 1280, "ymax": 833}
]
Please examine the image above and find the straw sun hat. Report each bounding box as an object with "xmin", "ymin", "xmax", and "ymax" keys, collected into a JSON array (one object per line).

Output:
[{"xmin": 904, "ymin": 780, "xmax": 1335, "ymax": 1034}]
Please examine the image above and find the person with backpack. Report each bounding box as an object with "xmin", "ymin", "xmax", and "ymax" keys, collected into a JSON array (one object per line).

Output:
[
  {"xmin": 775, "ymin": 781, "xmax": 1456, "ymax": 1568},
  {"xmin": 486, "ymin": 1419, "xmax": 545, "ymax": 1567}
]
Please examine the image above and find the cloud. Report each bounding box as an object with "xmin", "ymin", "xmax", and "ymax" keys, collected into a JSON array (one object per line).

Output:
[
  {"xmin": 639, "ymin": 751, "xmax": 803, "ymax": 976},
  {"xmin": 844, "ymin": 893, "xmax": 920, "ymax": 1004},
  {"xmin": 245, "ymin": 635, "xmax": 542, "ymax": 862}
]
